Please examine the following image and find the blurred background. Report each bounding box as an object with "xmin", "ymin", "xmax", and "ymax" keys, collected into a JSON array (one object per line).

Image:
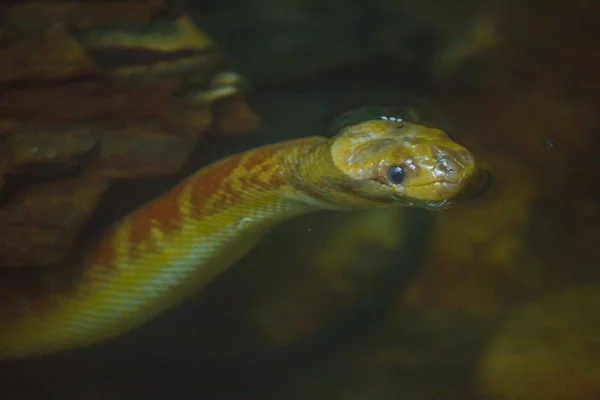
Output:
[{"xmin": 0, "ymin": 0, "xmax": 599, "ymax": 399}]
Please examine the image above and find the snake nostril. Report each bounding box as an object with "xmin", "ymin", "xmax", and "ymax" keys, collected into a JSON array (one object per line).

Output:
[
  {"xmin": 441, "ymin": 159, "xmax": 454, "ymax": 173},
  {"xmin": 437, "ymin": 159, "xmax": 454, "ymax": 173},
  {"xmin": 435, "ymin": 158, "xmax": 460, "ymax": 181}
]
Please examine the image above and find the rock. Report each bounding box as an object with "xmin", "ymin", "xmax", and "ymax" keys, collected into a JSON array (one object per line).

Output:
[
  {"xmin": 0, "ymin": 81, "xmax": 181, "ymax": 123},
  {"xmin": 0, "ymin": 22, "xmax": 99, "ymax": 84},
  {"xmin": 209, "ymin": 96, "xmax": 261, "ymax": 136},
  {"xmin": 77, "ymin": 16, "xmax": 222, "ymax": 84},
  {"xmin": 0, "ymin": 176, "xmax": 110, "ymax": 266},
  {"xmin": 90, "ymin": 117, "xmax": 210, "ymax": 179},
  {"xmin": 0, "ymin": 1, "xmax": 259, "ymax": 267},
  {"xmin": 478, "ymin": 284, "xmax": 600, "ymax": 400},
  {"xmin": 0, "ymin": 0, "xmax": 166, "ymax": 29},
  {"xmin": 4, "ymin": 122, "xmax": 98, "ymax": 178}
]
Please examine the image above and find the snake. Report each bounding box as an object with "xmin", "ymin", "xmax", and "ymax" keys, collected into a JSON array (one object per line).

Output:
[{"xmin": 0, "ymin": 116, "xmax": 478, "ymax": 360}]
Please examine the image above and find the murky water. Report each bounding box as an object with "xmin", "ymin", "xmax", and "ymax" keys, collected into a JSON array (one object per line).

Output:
[{"xmin": 1, "ymin": 0, "xmax": 599, "ymax": 399}]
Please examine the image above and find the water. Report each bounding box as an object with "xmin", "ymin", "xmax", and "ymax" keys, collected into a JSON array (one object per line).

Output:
[{"xmin": 1, "ymin": 0, "xmax": 599, "ymax": 399}]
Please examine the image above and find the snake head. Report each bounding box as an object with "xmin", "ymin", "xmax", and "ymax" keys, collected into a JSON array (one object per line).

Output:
[{"xmin": 329, "ymin": 118, "xmax": 479, "ymax": 209}]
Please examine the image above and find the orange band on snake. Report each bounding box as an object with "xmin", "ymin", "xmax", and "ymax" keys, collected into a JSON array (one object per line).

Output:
[{"xmin": 0, "ymin": 118, "xmax": 478, "ymax": 359}]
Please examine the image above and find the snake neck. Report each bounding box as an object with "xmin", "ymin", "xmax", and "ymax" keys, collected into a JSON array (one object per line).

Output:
[
  {"xmin": 178, "ymin": 135, "xmax": 361, "ymax": 219},
  {"xmin": 185, "ymin": 136, "xmax": 338, "ymax": 218},
  {"xmin": 84, "ymin": 136, "xmax": 336, "ymax": 279},
  {"xmin": 289, "ymin": 138, "xmax": 402, "ymax": 210}
]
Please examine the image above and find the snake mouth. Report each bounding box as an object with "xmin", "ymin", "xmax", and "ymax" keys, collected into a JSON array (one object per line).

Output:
[
  {"xmin": 407, "ymin": 168, "xmax": 490, "ymax": 206},
  {"xmin": 404, "ymin": 178, "xmax": 470, "ymax": 202}
]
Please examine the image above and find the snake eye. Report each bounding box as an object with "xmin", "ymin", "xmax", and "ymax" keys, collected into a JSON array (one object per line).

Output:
[{"xmin": 387, "ymin": 166, "xmax": 406, "ymax": 185}]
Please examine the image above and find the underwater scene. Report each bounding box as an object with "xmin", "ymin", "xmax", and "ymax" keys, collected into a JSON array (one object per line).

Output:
[{"xmin": 0, "ymin": 0, "xmax": 598, "ymax": 399}]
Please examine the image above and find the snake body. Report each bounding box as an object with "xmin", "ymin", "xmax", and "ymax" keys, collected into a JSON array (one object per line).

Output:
[{"xmin": 0, "ymin": 118, "xmax": 477, "ymax": 359}]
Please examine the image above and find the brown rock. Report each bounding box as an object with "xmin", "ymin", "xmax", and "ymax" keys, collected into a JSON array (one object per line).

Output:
[
  {"xmin": 0, "ymin": 22, "xmax": 99, "ymax": 85},
  {"xmin": 0, "ymin": 176, "xmax": 110, "ymax": 267},
  {"xmin": 5, "ymin": 122, "xmax": 98, "ymax": 177},
  {"xmin": 0, "ymin": 0, "xmax": 166, "ymax": 29},
  {"xmin": 0, "ymin": 1, "xmax": 259, "ymax": 268},
  {"xmin": 0, "ymin": 81, "xmax": 181, "ymax": 123},
  {"xmin": 210, "ymin": 96, "xmax": 261, "ymax": 136},
  {"xmin": 90, "ymin": 117, "xmax": 210, "ymax": 179},
  {"xmin": 78, "ymin": 16, "xmax": 221, "ymax": 84},
  {"xmin": 79, "ymin": 16, "xmax": 214, "ymax": 53},
  {"xmin": 478, "ymin": 284, "xmax": 600, "ymax": 400},
  {"xmin": 0, "ymin": 225, "xmax": 66, "ymax": 268},
  {"xmin": 0, "ymin": 175, "xmax": 109, "ymax": 231}
]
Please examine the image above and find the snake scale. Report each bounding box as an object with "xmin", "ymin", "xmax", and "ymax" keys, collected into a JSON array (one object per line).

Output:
[{"xmin": 0, "ymin": 117, "xmax": 478, "ymax": 360}]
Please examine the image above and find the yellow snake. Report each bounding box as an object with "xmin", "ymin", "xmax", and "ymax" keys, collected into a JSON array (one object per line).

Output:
[{"xmin": 0, "ymin": 117, "xmax": 478, "ymax": 360}]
